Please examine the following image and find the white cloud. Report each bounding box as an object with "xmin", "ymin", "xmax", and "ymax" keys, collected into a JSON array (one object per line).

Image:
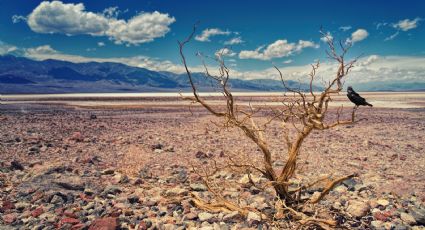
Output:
[
  {"xmin": 320, "ymin": 32, "xmax": 333, "ymax": 42},
  {"xmin": 346, "ymin": 29, "xmax": 369, "ymax": 44},
  {"xmin": 26, "ymin": 1, "xmax": 175, "ymax": 45},
  {"xmin": 26, "ymin": 45, "xmax": 59, "ymax": 56},
  {"xmin": 376, "ymin": 22, "xmax": 388, "ymax": 30},
  {"xmin": 339, "ymin": 26, "xmax": 352, "ymax": 31},
  {"xmin": 393, "ymin": 18, "xmax": 421, "ymax": 31},
  {"xmin": 195, "ymin": 28, "xmax": 231, "ymax": 42},
  {"xmin": 224, "ymin": 37, "xmax": 244, "ymax": 45},
  {"xmin": 102, "ymin": 6, "xmax": 119, "ymax": 18},
  {"xmin": 239, "ymin": 39, "xmax": 319, "ymax": 60},
  {"xmin": 215, "ymin": 48, "xmax": 236, "ymax": 57},
  {"xmin": 106, "ymin": 11, "xmax": 175, "ymax": 45},
  {"xmin": 12, "ymin": 15, "xmax": 27, "ymax": 23},
  {"xmin": 20, "ymin": 44, "xmax": 425, "ymax": 85},
  {"xmin": 97, "ymin": 42, "xmax": 105, "ymax": 47},
  {"xmin": 0, "ymin": 41, "xmax": 18, "ymax": 55},
  {"xmin": 283, "ymin": 59, "xmax": 293, "ymax": 64},
  {"xmin": 384, "ymin": 31, "xmax": 399, "ymax": 41}
]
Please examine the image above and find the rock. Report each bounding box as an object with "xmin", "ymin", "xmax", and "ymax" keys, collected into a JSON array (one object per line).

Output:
[
  {"xmin": 239, "ymin": 174, "xmax": 261, "ymax": 184},
  {"xmin": 10, "ymin": 160, "xmax": 24, "ymax": 170},
  {"xmin": 195, "ymin": 151, "xmax": 209, "ymax": 159},
  {"xmin": 198, "ymin": 212, "xmax": 214, "ymax": 221},
  {"xmin": 55, "ymin": 176, "xmax": 85, "ymax": 191},
  {"xmin": 127, "ymin": 195, "xmax": 140, "ymax": 204},
  {"xmin": 154, "ymin": 149, "xmax": 163, "ymax": 154},
  {"xmin": 247, "ymin": 211, "xmax": 261, "ymax": 222},
  {"xmin": 101, "ymin": 168, "xmax": 115, "ymax": 175},
  {"xmin": 376, "ymin": 199, "xmax": 390, "ymax": 207},
  {"xmin": 400, "ymin": 212, "xmax": 416, "ymax": 225},
  {"xmin": 89, "ymin": 217, "xmax": 118, "ymax": 230},
  {"xmin": 151, "ymin": 143, "xmax": 163, "ymax": 150},
  {"xmin": 409, "ymin": 207, "xmax": 425, "ymax": 225},
  {"xmin": 70, "ymin": 132, "xmax": 83, "ymax": 142},
  {"xmin": 84, "ymin": 188, "xmax": 95, "ymax": 196},
  {"xmin": 185, "ymin": 212, "xmax": 198, "ymax": 220},
  {"xmin": 342, "ymin": 178, "xmax": 357, "ymax": 191},
  {"xmin": 2, "ymin": 213, "xmax": 17, "ymax": 224},
  {"xmin": 166, "ymin": 187, "xmax": 187, "ymax": 196},
  {"xmin": 102, "ymin": 185, "xmax": 122, "ymax": 195},
  {"xmin": 190, "ymin": 183, "xmax": 207, "ymax": 191},
  {"xmin": 60, "ymin": 217, "xmax": 80, "ymax": 225},
  {"xmin": 50, "ymin": 195, "xmax": 64, "ymax": 204},
  {"xmin": 31, "ymin": 206, "xmax": 45, "ymax": 217},
  {"xmin": 15, "ymin": 202, "xmax": 30, "ymax": 210},
  {"xmin": 223, "ymin": 211, "xmax": 240, "ymax": 221},
  {"xmin": 347, "ymin": 200, "xmax": 370, "ymax": 218},
  {"xmin": 371, "ymin": 220, "xmax": 384, "ymax": 230}
]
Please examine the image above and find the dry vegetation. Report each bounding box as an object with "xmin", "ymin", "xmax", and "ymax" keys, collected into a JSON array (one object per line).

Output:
[{"xmin": 178, "ymin": 25, "xmax": 370, "ymax": 228}]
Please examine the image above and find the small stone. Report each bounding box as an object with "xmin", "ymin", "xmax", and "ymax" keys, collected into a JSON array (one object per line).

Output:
[
  {"xmin": 166, "ymin": 187, "xmax": 187, "ymax": 196},
  {"xmin": 347, "ymin": 200, "xmax": 370, "ymax": 218},
  {"xmin": 342, "ymin": 178, "xmax": 357, "ymax": 191},
  {"xmin": 190, "ymin": 183, "xmax": 207, "ymax": 191},
  {"xmin": 247, "ymin": 212, "xmax": 261, "ymax": 222},
  {"xmin": 15, "ymin": 202, "xmax": 30, "ymax": 210},
  {"xmin": 84, "ymin": 188, "xmax": 95, "ymax": 196},
  {"xmin": 409, "ymin": 207, "xmax": 425, "ymax": 225},
  {"xmin": 377, "ymin": 199, "xmax": 390, "ymax": 207},
  {"xmin": 101, "ymin": 168, "xmax": 115, "ymax": 175},
  {"xmin": 127, "ymin": 195, "xmax": 140, "ymax": 204},
  {"xmin": 238, "ymin": 174, "xmax": 261, "ymax": 184},
  {"xmin": 400, "ymin": 212, "xmax": 416, "ymax": 225},
  {"xmin": 102, "ymin": 185, "xmax": 121, "ymax": 195},
  {"xmin": 2, "ymin": 213, "xmax": 17, "ymax": 224},
  {"xmin": 370, "ymin": 220, "xmax": 384, "ymax": 230},
  {"xmin": 89, "ymin": 217, "xmax": 118, "ymax": 230},
  {"xmin": 10, "ymin": 160, "xmax": 24, "ymax": 170},
  {"xmin": 185, "ymin": 212, "xmax": 198, "ymax": 220},
  {"xmin": 31, "ymin": 206, "xmax": 45, "ymax": 217},
  {"xmin": 50, "ymin": 195, "xmax": 64, "ymax": 204},
  {"xmin": 198, "ymin": 212, "xmax": 214, "ymax": 222},
  {"xmin": 223, "ymin": 211, "xmax": 240, "ymax": 221}
]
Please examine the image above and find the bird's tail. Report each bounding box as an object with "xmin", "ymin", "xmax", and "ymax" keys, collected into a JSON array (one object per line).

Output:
[{"xmin": 366, "ymin": 102, "xmax": 373, "ymax": 107}]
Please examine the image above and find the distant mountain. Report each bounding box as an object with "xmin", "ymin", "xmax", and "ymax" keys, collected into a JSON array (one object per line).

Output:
[
  {"xmin": 0, "ymin": 55, "xmax": 320, "ymax": 94},
  {"xmin": 352, "ymin": 81, "xmax": 425, "ymax": 92}
]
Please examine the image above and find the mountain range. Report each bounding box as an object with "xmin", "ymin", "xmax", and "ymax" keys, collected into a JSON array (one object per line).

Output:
[
  {"xmin": 0, "ymin": 55, "xmax": 319, "ymax": 94},
  {"xmin": 0, "ymin": 55, "xmax": 423, "ymax": 94}
]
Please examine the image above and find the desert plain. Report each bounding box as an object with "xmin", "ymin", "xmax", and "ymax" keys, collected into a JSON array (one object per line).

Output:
[{"xmin": 0, "ymin": 92, "xmax": 424, "ymax": 229}]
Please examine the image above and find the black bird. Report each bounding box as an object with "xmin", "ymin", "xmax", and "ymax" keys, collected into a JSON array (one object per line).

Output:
[{"xmin": 347, "ymin": 86, "xmax": 373, "ymax": 107}]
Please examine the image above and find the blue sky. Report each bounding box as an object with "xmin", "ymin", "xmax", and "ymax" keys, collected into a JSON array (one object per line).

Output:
[{"xmin": 0, "ymin": 0, "xmax": 424, "ymax": 84}]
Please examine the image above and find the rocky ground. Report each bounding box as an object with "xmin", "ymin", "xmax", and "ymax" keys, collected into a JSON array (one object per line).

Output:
[{"xmin": 0, "ymin": 101, "xmax": 424, "ymax": 229}]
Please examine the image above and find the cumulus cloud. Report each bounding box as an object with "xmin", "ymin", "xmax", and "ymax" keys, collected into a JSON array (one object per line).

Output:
[
  {"xmin": 224, "ymin": 37, "xmax": 244, "ymax": 45},
  {"xmin": 239, "ymin": 39, "xmax": 319, "ymax": 60},
  {"xmin": 195, "ymin": 28, "xmax": 231, "ymax": 42},
  {"xmin": 346, "ymin": 29, "xmax": 369, "ymax": 44},
  {"xmin": 20, "ymin": 44, "xmax": 425, "ymax": 85},
  {"xmin": 26, "ymin": 1, "xmax": 175, "ymax": 45},
  {"xmin": 215, "ymin": 48, "xmax": 236, "ymax": 57},
  {"xmin": 0, "ymin": 41, "xmax": 18, "ymax": 55},
  {"xmin": 97, "ymin": 42, "xmax": 105, "ymax": 47},
  {"xmin": 393, "ymin": 18, "xmax": 421, "ymax": 31}
]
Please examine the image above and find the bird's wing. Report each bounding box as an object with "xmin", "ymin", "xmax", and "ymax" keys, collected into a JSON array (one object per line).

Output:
[{"xmin": 351, "ymin": 90, "xmax": 360, "ymax": 97}]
